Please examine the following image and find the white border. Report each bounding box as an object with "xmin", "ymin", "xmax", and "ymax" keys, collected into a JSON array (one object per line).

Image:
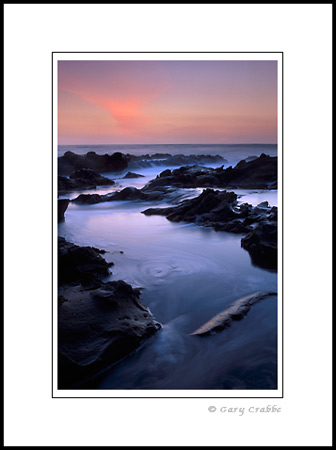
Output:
[
  {"xmin": 5, "ymin": 4, "xmax": 332, "ymax": 446},
  {"xmin": 53, "ymin": 52, "xmax": 283, "ymax": 398}
]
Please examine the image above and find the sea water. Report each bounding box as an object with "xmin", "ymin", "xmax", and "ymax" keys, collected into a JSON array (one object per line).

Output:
[{"xmin": 58, "ymin": 144, "xmax": 278, "ymax": 390}]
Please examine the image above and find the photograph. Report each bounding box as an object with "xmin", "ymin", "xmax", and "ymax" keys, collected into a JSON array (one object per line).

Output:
[
  {"xmin": 4, "ymin": 3, "xmax": 332, "ymax": 447},
  {"xmin": 55, "ymin": 55, "xmax": 281, "ymax": 394}
]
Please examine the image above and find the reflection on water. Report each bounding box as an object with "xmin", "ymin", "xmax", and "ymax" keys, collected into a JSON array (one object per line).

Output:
[{"xmin": 59, "ymin": 195, "xmax": 278, "ymax": 390}]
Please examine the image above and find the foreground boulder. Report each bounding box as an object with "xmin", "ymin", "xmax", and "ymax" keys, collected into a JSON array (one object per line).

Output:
[
  {"xmin": 58, "ymin": 199, "xmax": 69, "ymax": 222},
  {"xmin": 58, "ymin": 280, "xmax": 161, "ymax": 389},
  {"xmin": 190, "ymin": 292, "xmax": 276, "ymax": 336},
  {"xmin": 58, "ymin": 237, "xmax": 112, "ymax": 286},
  {"xmin": 58, "ymin": 237, "xmax": 160, "ymax": 388},
  {"xmin": 146, "ymin": 154, "xmax": 277, "ymax": 190}
]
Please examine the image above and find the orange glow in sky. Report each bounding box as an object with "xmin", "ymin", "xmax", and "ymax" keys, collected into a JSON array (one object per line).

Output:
[{"xmin": 58, "ymin": 60, "xmax": 277, "ymax": 144}]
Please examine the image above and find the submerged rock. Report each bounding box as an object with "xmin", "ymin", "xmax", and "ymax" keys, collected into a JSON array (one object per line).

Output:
[
  {"xmin": 190, "ymin": 292, "xmax": 276, "ymax": 336},
  {"xmin": 57, "ymin": 237, "xmax": 160, "ymax": 388}
]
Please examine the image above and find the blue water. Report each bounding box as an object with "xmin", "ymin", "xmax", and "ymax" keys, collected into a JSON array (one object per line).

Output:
[{"xmin": 58, "ymin": 157, "xmax": 278, "ymax": 391}]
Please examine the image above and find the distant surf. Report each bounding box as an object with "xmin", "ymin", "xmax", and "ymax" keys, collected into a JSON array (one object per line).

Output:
[{"xmin": 58, "ymin": 143, "xmax": 277, "ymax": 166}]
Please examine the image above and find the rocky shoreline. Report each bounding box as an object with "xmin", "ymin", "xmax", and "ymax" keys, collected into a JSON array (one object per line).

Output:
[
  {"xmin": 58, "ymin": 237, "xmax": 161, "ymax": 389},
  {"xmin": 57, "ymin": 151, "xmax": 278, "ymax": 387},
  {"xmin": 58, "ymin": 150, "xmax": 225, "ymax": 176},
  {"xmin": 143, "ymin": 189, "xmax": 277, "ymax": 271}
]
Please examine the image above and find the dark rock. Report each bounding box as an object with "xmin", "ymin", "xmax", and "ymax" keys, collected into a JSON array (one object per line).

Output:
[
  {"xmin": 71, "ymin": 185, "xmax": 188, "ymax": 205},
  {"xmin": 127, "ymin": 153, "xmax": 226, "ymax": 170},
  {"xmin": 58, "ymin": 279, "xmax": 161, "ymax": 389},
  {"xmin": 143, "ymin": 189, "xmax": 238, "ymax": 225},
  {"xmin": 245, "ymin": 155, "xmax": 258, "ymax": 162},
  {"xmin": 58, "ymin": 199, "xmax": 69, "ymax": 222},
  {"xmin": 58, "ymin": 151, "xmax": 129, "ymax": 175},
  {"xmin": 71, "ymin": 194, "xmax": 103, "ymax": 205},
  {"xmin": 58, "ymin": 237, "xmax": 112, "ymax": 286},
  {"xmin": 58, "ymin": 169, "xmax": 114, "ymax": 192},
  {"xmin": 122, "ymin": 172, "xmax": 145, "ymax": 179},
  {"xmin": 69, "ymin": 168, "xmax": 115, "ymax": 186},
  {"xmin": 145, "ymin": 154, "xmax": 277, "ymax": 190},
  {"xmin": 57, "ymin": 237, "xmax": 161, "ymax": 388},
  {"xmin": 190, "ymin": 292, "xmax": 277, "ymax": 336},
  {"xmin": 112, "ymin": 187, "xmax": 145, "ymax": 201},
  {"xmin": 143, "ymin": 189, "xmax": 278, "ymax": 271},
  {"xmin": 241, "ymin": 221, "xmax": 277, "ymax": 271},
  {"xmin": 58, "ymin": 176, "xmax": 95, "ymax": 192}
]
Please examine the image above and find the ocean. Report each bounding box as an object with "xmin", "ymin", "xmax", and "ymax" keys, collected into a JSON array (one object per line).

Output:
[
  {"xmin": 58, "ymin": 144, "xmax": 278, "ymax": 390},
  {"xmin": 58, "ymin": 143, "xmax": 277, "ymax": 167}
]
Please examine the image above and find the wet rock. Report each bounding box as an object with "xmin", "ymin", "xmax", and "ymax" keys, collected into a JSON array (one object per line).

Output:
[
  {"xmin": 71, "ymin": 185, "xmax": 188, "ymax": 205},
  {"xmin": 143, "ymin": 189, "xmax": 278, "ymax": 270},
  {"xmin": 58, "ymin": 175, "xmax": 96, "ymax": 192},
  {"xmin": 58, "ymin": 151, "xmax": 129, "ymax": 175},
  {"xmin": 70, "ymin": 168, "xmax": 115, "ymax": 186},
  {"xmin": 122, "ymin": 172, "xmax": 145, "ymax": 179},
  {"xmin": 241, "ymin": 221, "xmax": 277, "ymax": 271},
  {"xmin": 57, "ymin": 237, "xmax": 161, "ymax": 388},
  {"xmin": 127, "ymin": 153, "xmax": 226, "ymax": 170},
  {"xmin": 58, "ymin": 280, "xmax": 161, "ymax": 389},
  {"xmin": 146, "ymin": 154, "xmax": 277, "ymax": 190},
  {"xmin": 143, "ymin": 189, "xmax": 238, "ymax": 226},
  {"xmin": 58, "ymin": 237, "xmax": 112, "ymax": 286},
  {"xmin": 190, "ymin": 292, "xmax": 277, "ymax": 336},
  {"xmin": 58, "ymin": 169, "xmax": 114, "ymax": 192},
  {"xmin": 71, "ymin": 193, "xmax": 103, "ymax": 205},
  {"xmin": 112, "ymin": 187, "xmax": 146, "ymax": 200},
  {"xmin": 58, "ymin": 199, "xmax": 69, "ymax": 222}
]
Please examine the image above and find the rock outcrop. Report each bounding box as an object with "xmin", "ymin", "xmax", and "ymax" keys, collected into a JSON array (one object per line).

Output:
[
  {"xmin": 145, "ymin": 154, "xmax": 277, "ymax": 190},
  {"xmin": 58, "ymin": 151, "xmax": 129, "ymax": 175},
  {"xmin": 241, "ymin": 221, "xmax": 277, "ymax": 271},
  {"xmin": 57, "ymin": 237, "xmax": 160, "ymax": 388},
  {"xmin": 71, "ymin": 185, "xmax": 196, "ymax": 205},
  {"xmin": 58, "ymin": 151, "xmax": 225, "ymax": 176},
  {"xmin": 58, "ymin": 168, "xmax": 114, "ymax": 191},
  {"xmin": 58, "ymin": 237, "xmax": 113, "ymax": 286},
  {"xmin": 142, "ymin": 190, "xmax": 278, "ymax": 270},
  {"xmin": 58, "ymin": 199, "xmax": 69, "ymax": 222},
  {"xmin": 127, "ymin": 153, "xmax": 226, "ymax": 170}
]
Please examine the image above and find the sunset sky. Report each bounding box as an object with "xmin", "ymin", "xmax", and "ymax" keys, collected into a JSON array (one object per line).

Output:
[{"xmin": 58, "ymin": 60, "xmax": 277, "ymax": 145}]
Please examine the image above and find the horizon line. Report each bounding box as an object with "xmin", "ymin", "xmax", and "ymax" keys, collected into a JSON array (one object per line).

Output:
[{"xmin": 58, "ymin": 142, "xmax": 278, "ymax": 146}]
